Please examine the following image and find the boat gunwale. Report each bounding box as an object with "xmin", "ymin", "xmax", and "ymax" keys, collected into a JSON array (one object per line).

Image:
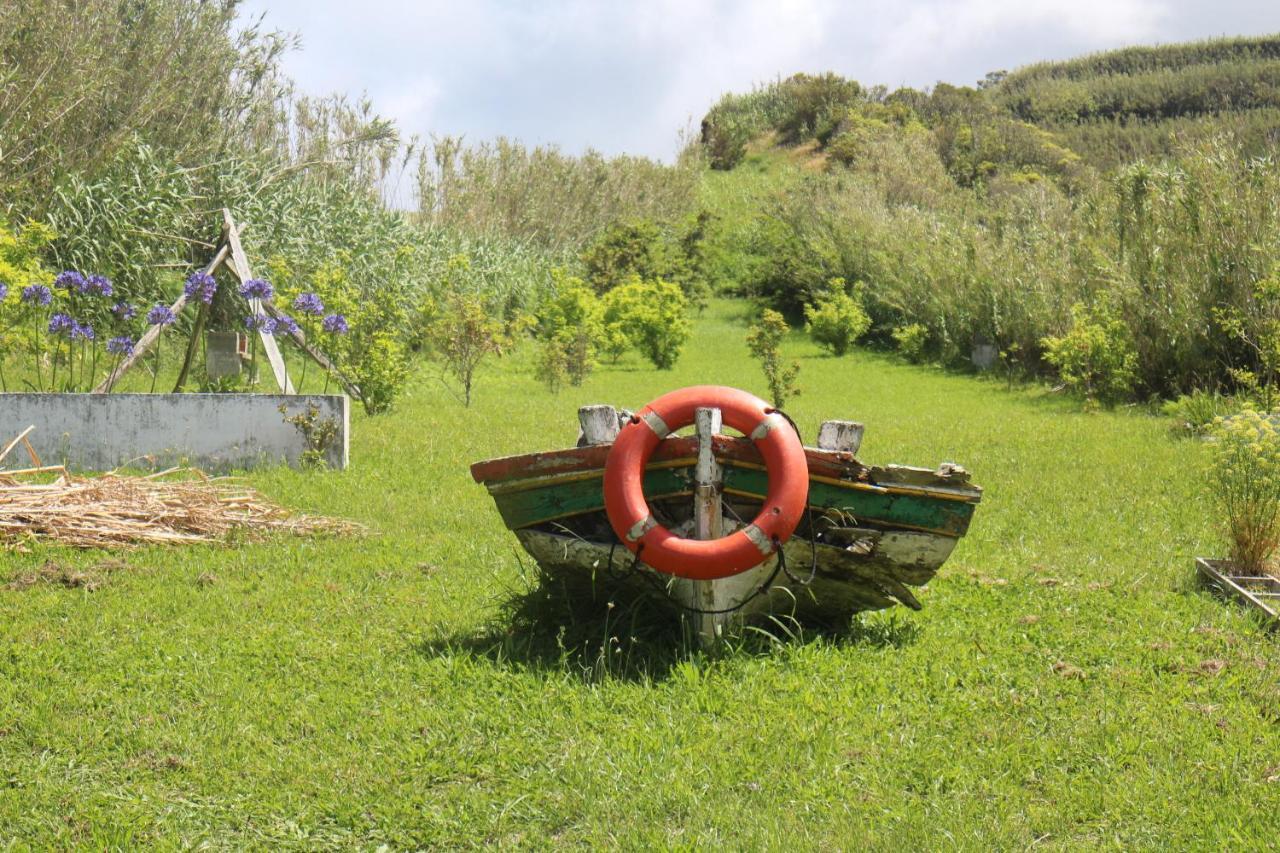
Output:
[{"xmin": 473, "ymin": 436, "xmax": 981, "ymax": 503}]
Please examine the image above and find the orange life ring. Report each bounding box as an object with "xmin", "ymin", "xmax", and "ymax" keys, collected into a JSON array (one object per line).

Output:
[{"xmin": 603, "ymin": 385, "xmax": 809, "ymax": 580}]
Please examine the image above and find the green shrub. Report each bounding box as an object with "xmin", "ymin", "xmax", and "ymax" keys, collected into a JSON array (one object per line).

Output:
[
  {"xmin": 581, "ymin": 221, "xmax": 673, "ymax": 294},
  {"xmin": 580, "ymin": 216, "xmax": 713, "ymax": 310},
  {"xmin": 1042, "ymin": 300, "xmax": 1138, "ymax": 407},
  {"xmin": 1209, "ymin": 407, "xmax": 1280, "ymax": 573},
  {"xmin": 804, "ymin": 280, "xmax": 870, "ymax": 356},
  {"xmin": 348, "ymin": 331, "xmax": 410, "ymax": 415},
  {"xmin": 1162, "ymin": 389, "xmax": 1235, "ymax": 437},
  {"xmin": 430, "ymin": 291, "xmax": 508, "ymax": 407},
  {"xmin": 601, "ymin": 277, "xmax": 690, "ymax": 370},
  {"xmin": 535, "ymin": 273, "xmax": 603, "ymax": 389},
  {"xmin": 892, "ymin": 324, "xmax": 930, "ymax": 363},
  {"xmin": 746, "ymin": 309, "xmax": 800, "ymax": 408}
]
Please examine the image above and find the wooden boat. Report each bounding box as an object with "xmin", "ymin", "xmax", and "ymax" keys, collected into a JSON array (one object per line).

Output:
[{"xmin": 470, "ymin": 400, "xmax": 982, "ymax": 635}]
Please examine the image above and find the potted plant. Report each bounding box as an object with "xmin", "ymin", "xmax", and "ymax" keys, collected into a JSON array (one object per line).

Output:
[{"xmin": 1197, "ymin": 406, "xmax": 1280, "ymax": 623}]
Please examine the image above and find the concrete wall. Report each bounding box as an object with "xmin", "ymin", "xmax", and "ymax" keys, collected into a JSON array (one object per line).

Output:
[{"xmin": 0, "ymin": 393, "xmax": 348, "ymax": 472}]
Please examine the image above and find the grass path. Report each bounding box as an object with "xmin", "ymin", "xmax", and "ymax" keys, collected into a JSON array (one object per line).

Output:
[{"xmin": 2, "ymin": 301, "xmax": 1276, "ymax": 847}]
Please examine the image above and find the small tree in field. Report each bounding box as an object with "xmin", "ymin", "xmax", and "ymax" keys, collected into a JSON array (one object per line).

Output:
[
  {"xmin": 804, "ymin": 279, "xmax": 871, "ymax": 356},
  {"xmin": 747, "ymin": 309, "xmax": 800, "ymax": 407},
  {"xmin": 432, "ymin": 292, "xmax": 506, "ymax": 406},
  {"xmin": 603, "ymin": 276, "xmax": 691, "ymax": 369}
]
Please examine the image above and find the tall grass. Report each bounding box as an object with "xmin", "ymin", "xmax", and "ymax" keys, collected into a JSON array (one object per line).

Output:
[
  {"xmin": 416, "ymin": 136, "xmax": 698, "ymax": 252},
  {"xmin": 736, "ymin": 131, "xmax": 1280, "ymax": 397}
]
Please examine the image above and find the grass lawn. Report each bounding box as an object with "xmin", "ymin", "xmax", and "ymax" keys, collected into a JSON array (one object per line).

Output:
[{"xmin": 2, "ymin": 300, "xmax": 1277, "ymax": 848}]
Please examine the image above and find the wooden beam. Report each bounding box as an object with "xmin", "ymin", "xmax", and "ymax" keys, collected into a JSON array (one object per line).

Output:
[
  {"xmin": 260, "ymin": 302, "xmax": 363, "ymax": 401},
  {"xmin": 818, "ymin": 420, "xmax": 865, "ymax": 454},
  {"xmin": 577, "ymin": 405, "xmax": 620, "ymax": 446},
  {"xmin": 691, "ymin": 406, "xmax": 725, "ymax": 646},
  {"xmin": 222, "ymin": 209, "xmax": 294, "ymax": 394},
  {"xmin": 93, "ymin": 243, "xmax": 230, "ymax": 393}
]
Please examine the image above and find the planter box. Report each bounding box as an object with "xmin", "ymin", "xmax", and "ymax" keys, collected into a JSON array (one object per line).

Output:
[
  {"xmin": 1196, "ymin": 557, "xmax": 1280, "ymax": 626},
  {"xmin": 0, "ymin": 393, "xmax": 348, "ymax": 472}
]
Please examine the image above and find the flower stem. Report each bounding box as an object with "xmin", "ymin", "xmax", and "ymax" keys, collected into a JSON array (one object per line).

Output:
[
  {"xmin": 150, "ymin": 336, "xmax": 161, "ymax": 394},
  {"xmin": 299, "ymin": 319, "xmax": 310, "ymax": 392},
  {"xmin": 36, "ymin": 316, "xmax": 46, "ymax": 391}
]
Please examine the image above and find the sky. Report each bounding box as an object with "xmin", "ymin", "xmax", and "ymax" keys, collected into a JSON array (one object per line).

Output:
[{"xmin": 237, "ymin": 0, "xmax": 1279, "ymax": 162}]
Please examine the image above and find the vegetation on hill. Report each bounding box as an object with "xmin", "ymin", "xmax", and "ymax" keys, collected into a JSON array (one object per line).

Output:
[{"xmin": 693, "ymin": 34, "xmax": 1280, "ymax": 404}]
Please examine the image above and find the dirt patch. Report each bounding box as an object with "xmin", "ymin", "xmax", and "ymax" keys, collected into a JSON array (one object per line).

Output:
[{"xmin": 4, "ymin": 559, "xmax": 126, "ymax": 592}]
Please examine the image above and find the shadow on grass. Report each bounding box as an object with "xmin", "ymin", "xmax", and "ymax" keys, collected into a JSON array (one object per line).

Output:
[{"xmin": 414, "ymin": 569, "xmax": 921, "ymax": 684}]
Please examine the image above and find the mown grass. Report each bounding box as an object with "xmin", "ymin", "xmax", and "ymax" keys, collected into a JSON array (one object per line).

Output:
[{"xmin": 2, "ymin": 300, "xmax": 1277, "ymax": 848}]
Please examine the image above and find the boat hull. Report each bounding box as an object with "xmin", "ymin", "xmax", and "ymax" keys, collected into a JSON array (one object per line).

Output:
[{"xmin": 472, "ymin": 434, "xmax": 981, "ymax": 621}]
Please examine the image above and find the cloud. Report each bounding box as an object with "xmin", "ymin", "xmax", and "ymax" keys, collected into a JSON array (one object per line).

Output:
[{"xmin": 237, "ymin": 0, "xmax": 1275, "ymax": 161}]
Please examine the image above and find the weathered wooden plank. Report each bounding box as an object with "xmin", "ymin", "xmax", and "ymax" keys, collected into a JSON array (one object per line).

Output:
[
  {"xmin": 818, "ymin": 420, "xmax": 864, "ymax": 454},
  {"xmin": 472, "ymin": 434, "xmax": 980, "ymax": 500},
  {"xmin": 260, "ymin": 301, "xmax": 363, "ymax": 400},
  {"xmin": 577, "ymin": 405, "xmax": 621, "ymax": 446},
  {"xmin": 1197, "ymin": 557, "xmax": 1280, "ymax": 625},
  {"xmin": 486, "ymin": 459, "xmax": 977, "ymax": 536},
  {"xmin": 223, "ymin": 210, "xmax": 294, "ymax": 394},
  {"xmin": 690, "ymin": 406, "xmax": 724, "ymax": 644},
  {"xmin": 514, "ymin": 528, "xmax": 928, "ymax": 619}
]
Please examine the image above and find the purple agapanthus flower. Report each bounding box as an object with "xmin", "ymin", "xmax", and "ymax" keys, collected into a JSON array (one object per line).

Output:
[
  {"xmin": 238, "ymin": 278, "xmax": 273, "ymax": 300},
  {"xmin": 0, "ymin": 282, "xmax": 8, "ymax": 301},
  {"xmin": 146, "ymin": 304, "xmax": 176, "ymax": 326},
  {"xmin": 54, "ymin": 270, "xmax": 87, "ymax": 293},
  {"xmin": 270, "ymin": 314, "xmax": 299, "ymax": 336},
  {"xmin": 184, "ymin": 271, "xmax": 217, "ymax": 304},
  {"xmin": 48, "ymin": 312, "xmax": 75, "ymax": 335},
  {"xmin": 70, "ymin": 321, "xmax": 94, "ymax": 341},
  {"xmin": 22, "ymin": 284, "xmax": 53, "ymax": 306},
  {"xmin": 244, "ymin": 313, "xmax": 273, "ymax": 334},
  {"xmin": 112, "ymin": 302, "xmax": 137, "ymax": 320},
  {"xmin": 321, "ymin": 313, "xmax": 349, "ymax": 334},
  {"xmin": 106, "ymin": 336, "xmax": 134, "ymax": 356},
  {"xmin": 86, "ymin": 274, "xmax": 113, "ymax": 298},
  {"xmin": 292, "ymin": 292, "xmax": 324, "ymax": 316}
]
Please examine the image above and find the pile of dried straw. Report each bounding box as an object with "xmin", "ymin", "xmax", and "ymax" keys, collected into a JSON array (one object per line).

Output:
[{"xmin": 0, "ymin": 427, "xmax": 359, "ymax": 549}]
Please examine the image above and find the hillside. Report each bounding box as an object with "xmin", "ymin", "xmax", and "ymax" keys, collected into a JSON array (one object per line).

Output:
[
  {"xmin": 700, "ymin": 34, "xmax": 1280, "ymax": 177},
  {"xmin": 693, "ymin": 34, "xmax": 1280, "ymax": 401}
]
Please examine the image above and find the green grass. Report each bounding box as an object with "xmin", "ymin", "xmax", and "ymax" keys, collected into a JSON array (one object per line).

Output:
[{"xmin": 2, "ymin": 300, "xmax": 1277, "ymax": 848}]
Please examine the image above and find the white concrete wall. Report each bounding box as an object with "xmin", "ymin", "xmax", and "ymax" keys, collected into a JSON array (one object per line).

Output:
[{"xmin": 0, "ymin": 393, "xmax": 349, "ymax": 472}]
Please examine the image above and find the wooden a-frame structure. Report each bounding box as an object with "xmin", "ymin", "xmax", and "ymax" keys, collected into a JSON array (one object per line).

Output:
[{"xmin": 93, "ymin": 209, "xmax": 361, "ymax": 400}]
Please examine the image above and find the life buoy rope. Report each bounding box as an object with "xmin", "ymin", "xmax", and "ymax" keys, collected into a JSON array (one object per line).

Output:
[{"xmin": 602, "ymin": 385, "xmax": 809, "ymax": 580}]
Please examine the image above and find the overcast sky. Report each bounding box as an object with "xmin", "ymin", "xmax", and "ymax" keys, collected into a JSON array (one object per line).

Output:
[{"xmin": 237, "ymin": 1, "xmax": 1278, "ymax": 162}]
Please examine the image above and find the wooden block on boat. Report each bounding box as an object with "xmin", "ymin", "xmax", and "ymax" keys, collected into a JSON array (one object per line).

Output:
[
  {"xmin": 578, "ymin": 405, "xmax": 622, "ymax": 446},
  {"xmin": 818, "ymin": 420, "xmax": 864, "ymax": 454}
]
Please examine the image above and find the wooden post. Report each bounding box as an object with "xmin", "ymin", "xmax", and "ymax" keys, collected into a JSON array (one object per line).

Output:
[
  {"xmin": 577, "ymin": 405, "xmax": 620, "ymax": 446},
  {"xmin": 261, "ymin": 302, "xmax": 363, "ymax": 401},
  {"xmin": 222, "ymin": 209, "xmax": 294, "ymax": 394},
  {"xmin": 818, "ymin": 420, "xmax": 864, "ymax": 454},
  {"xmin": 692, "ymin": 406, "xmax": 724, "ymax": 646}
]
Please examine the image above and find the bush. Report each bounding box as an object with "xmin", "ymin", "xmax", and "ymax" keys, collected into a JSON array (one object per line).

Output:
[
  {"xmin": 581, "ymin": 221, "xmax": 673, "ymax": 295},
  {"xmin": 1042, "ymin": 300, "xmax": 1138, "ymax": 407},
  {"xmin": 535, "ymin": 273, "xmax": 603, "ymax": 389},
  {"xmin": 431, "ymin": 291, "xmax": 508, "ymax": 407},
  {"xmin": 1209, "ymin": 407, "xmax": 1280, "ymax": 574},
  {"xmin": 892, "ymin": 324, "xmax": 930, "ymax": 363},
  {"xmin": 747, "ymin": 309, "xmax": 800, "ymax": 407},
  {"xmin": 1162, "ymin": 389, "xmax": 1235, "ymax": 437},
  {"xmin": 580, "ymin": 216, "xmax": 714, "ymax": 310},
  {"xmin": 601, "ymin": 277, "xmax": 690, "ymax": 370},
  {"xmin": 804, "ymin": 280, "xmax": 870, "ymax": 355}
]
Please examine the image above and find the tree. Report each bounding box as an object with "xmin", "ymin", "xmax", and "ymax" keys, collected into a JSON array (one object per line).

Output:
[
  {"xmin": 432, "ymin": 292, "xmax": 507, "ymax": 406},
  {"xmin": 747, "ymin": 309, "xmax": 800, "ymax": 407}
]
